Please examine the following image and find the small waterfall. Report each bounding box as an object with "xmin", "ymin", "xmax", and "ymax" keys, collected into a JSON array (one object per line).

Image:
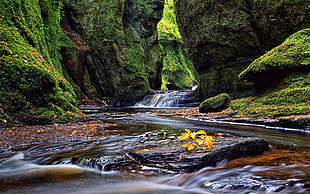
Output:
[{"xmin": 135, "ymin": 90, "xmax": 197, "ymax": 108}]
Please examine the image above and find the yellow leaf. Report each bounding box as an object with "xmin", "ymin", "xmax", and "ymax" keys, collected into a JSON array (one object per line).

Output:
[
  {"xmin": 195, "ymin": 138, "xmax": 204, "ymax": 145},
  {"xmin": 179, "ymin": 132, "xmax": 190, "ymax": 140},
  {"xmin": 182, "ymin": 142, "xmax": 190, "ymax": 148},
  {"xmin": 187, "ymin": 143, "xmax": 199, "ymax": 151},
  {"xmin": 190, "ymin": 132, "xmax": 197, "ymax": 139},
  {"xmin": 197, "ymin": 130, "xmax": 206, "ymax": 135}
]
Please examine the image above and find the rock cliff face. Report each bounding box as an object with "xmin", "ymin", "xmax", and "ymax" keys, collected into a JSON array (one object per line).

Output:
[
  {"xmin": 63, "ymin": 0, "xmax": 164, "ymax": 105},
  {"xmin": 158, "ymin": 0, "xmax": 198, "ymax": 90},
  {"xmin": 175, "ymin": 0, "xmax": 310, "ymax": 99},
  {"xmin": 0, "ymin": 0, "xmax": 79, "ymax": 125}
]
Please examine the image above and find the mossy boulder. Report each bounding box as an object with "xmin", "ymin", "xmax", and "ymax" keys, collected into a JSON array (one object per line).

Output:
[
  {"xmin": 175, "ymin": 0, "xmax": 310, "ymax": 100},
  {"xmin": 199, "ymin": 93, "xmax": 231, "ymax": 113},
  {"xmin": 239, "ymin": 28, "xmax": 310, "ymax": 93},
  {"xmin": 0, "ymin": 0, "xmax": 79, "ymax": 125}
]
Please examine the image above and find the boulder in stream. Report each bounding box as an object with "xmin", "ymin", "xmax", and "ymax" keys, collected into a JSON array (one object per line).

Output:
[
  {"xmin": 74, "ymin": 136, "xmax": 269, "ymax": 173},
  {"xmin": 199, "ymin": 93, "xmax": 231, "ymax": 113},
  {"xmin": 129, "ymin": 137, "xmax": 269, "ymax": 173}
]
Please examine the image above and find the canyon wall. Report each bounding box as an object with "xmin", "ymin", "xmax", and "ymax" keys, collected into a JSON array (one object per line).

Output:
[
  {"xmin": 63, "ymin": 0, "xmax": 164, "ymax": 105},
  {"xmin": 175, "ymin": 0, "xmax": 310, "ymax": 99}
]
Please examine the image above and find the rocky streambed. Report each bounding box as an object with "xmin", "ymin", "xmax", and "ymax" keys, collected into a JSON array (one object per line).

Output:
[
  {"xmin": 1, "ymin": 110, "xmax": 310, "ymax": 193},
  {"xmin": 66, "ymin": 136, "xmax": 269, "ymax": 174}
]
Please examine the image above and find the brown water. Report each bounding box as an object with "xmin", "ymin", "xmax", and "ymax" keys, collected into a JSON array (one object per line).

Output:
[{"xmin": 0, "ymin": 111, "xmax": 309, "ymax": 193}]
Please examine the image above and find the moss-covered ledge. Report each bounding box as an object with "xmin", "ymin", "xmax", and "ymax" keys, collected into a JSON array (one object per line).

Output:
[
  {"xmin": 239, "ymin": 28, "xmax": 310, "ymax": 92},
  {"xmin": 227, "ymin": 29, "xmax": 310, "ymax": 120}
]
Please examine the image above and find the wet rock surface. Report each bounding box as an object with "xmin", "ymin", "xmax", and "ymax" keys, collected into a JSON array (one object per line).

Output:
[
  {"xmin": 73, "ymin": 136, "xmax": 269, "ymax": 173},
  {"xmin": 127, "ymin": 137, "xmax": 269, "ymax": 172},
  {"xmin": 159, "ymin": 107, "xmax": 310, "ymax": 131},
  {"xmin": 199, "ymin": 93, "xmax": 231, "ymax": 113}
]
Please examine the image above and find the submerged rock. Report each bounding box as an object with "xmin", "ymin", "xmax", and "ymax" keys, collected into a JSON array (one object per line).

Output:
[{"xmin": 130, "ymin": 137, "xmax": 269, "ymax": 173}]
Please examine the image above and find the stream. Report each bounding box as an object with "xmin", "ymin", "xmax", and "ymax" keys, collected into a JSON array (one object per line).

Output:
[{"xmin": 0, "ymin": 109, "xmax": 309, "ymax": 193}]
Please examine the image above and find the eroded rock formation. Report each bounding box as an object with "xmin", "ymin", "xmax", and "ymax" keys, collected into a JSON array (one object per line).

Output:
[
  {"xmin": 63, "ymin": 0, "xmax": 164, "ymax": 106},
  {"xmin": 175, "ymin": 0, "xmax": 310, "ymax": 99}
]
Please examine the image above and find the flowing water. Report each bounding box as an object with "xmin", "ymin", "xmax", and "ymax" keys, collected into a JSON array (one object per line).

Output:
[
  {"xmin": 134, "ymin": 90, "xmax": 198, "ymax": 107},
  {"xmin": 0, "ymin": 110, "xmax": 309, "ymax": 193}
]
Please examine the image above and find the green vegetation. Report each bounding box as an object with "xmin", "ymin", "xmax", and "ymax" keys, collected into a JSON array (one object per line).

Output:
[
  {"xmin": 158, "ymin": 0, "xmax": 198, "ymax": 90},
  {"xmin": 230, "ymin": 28, "xmax": 310, "ymax": 119},
  {"xmin": 120, "ymin": 45, "xmax": 151, "ymax": 100},
  {"xmin": 229, "ymin": 73, "xmax": 310, "ymax": 118},
  {"xmin": 157, "ymin": 0, "xmax": 182, "ymax": 42},
  {"xmin": 0, "ymin": 0, "xmax": 79, "ymax": 125},
  {"xmin": 240, "ymin": 28, "xmax": 310, "ymax": 81},
  {"xmin": 199, "ymin": 93, "xmax": 231, "ymax": 113}
]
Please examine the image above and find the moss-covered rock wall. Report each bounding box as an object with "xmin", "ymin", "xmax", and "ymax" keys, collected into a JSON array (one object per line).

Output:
[
  {"xmin": 240, "ymin": 28, "xmax": 310, "ymax": 93},
  {"xmin": 175, "ymin": 0, "xmax": 310, "ymax": 99},
  {"xmin": 229, "ymin": 29, "xmax": 310, "ymax": 118},
  {"xmin": 158, "ymin": 0, "xmax": 198, "ymax": 90},
  {"xmin": 0, "ymin": 0, "xmax": 79, "ymax": 125},
  {"xmin": 64, "ymin": 0, "xmax": 164, "ymax": 106}
]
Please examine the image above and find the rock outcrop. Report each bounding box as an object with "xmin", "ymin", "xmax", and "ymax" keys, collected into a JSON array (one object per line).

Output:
[
  {"xmin": 0, "ymin": 0, "xmax": 165, "ymax": 124},
  {"xmin": 239, "ymin": 28, "xmax": 310, "ymax": 93},
  {"xmin": 63, "ymin": 0, "xmax": 164, "ymax": 106},
  {"xmin": 73, "ymin": 137, "xmax": 269, "ymax": 173},
  {"xmin": 228, "ymin": 29, "xmax": 310, "ymax": 119},
  {"xmin": 175, "ymin": 0, "xmax": 310, "ymax": 99},
  {"xmin": 0, "ymin": 0, "xmax": 79, "ymax": 125}
]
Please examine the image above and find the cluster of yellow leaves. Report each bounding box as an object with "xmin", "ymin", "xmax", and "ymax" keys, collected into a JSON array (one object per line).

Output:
[{"xmin": 179, "ymin": 129, "xmax": 215, "ymax": 151}]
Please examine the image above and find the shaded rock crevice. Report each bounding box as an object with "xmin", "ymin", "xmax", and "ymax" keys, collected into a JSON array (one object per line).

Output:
[{"xmin": 60, "ymin": 9, "xmax": 96, "ymax": 99}]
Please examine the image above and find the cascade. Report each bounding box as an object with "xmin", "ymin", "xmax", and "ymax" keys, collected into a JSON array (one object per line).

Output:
[{"xmin": 135, "ymin": 90, "xmax": 197, "ymax": 107}]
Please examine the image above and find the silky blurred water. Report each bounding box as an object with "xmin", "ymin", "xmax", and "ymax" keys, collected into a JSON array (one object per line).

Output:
[{"xmin": 0, "ymin": 111, "xmax": 309, "ymax": 193}]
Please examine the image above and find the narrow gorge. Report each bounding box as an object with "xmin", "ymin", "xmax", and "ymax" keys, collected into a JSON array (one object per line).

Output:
[{"xmin": 1, "ymin": 0, "xmax": 309, "ymax": 126}]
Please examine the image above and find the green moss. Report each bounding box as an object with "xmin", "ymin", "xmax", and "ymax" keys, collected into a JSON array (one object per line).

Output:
[
  {"xmin": 119, "ymin": 45, "xmax": 150, "ymax": 101},
  {"xmin": 240, "ymin": 28, "xmax": 310, "ymax": 80},
  {"xmin": 231, "ymin": 29, "xmax": 310, "ymax": 118},
  {"xmin": 0, "ymin": 0, "xmax": 79, "ymax": 125},
  {"xmin": 64, "ymin": 0, "xmax": 162, "ymax": 104},
  {"xmin": 200, "ymin": 93, "xmax": 231, "ymax": 109},
  {"xmin": 59, "ymin": 33, "xmax": 84, "ymax": 98},
  {"xmin": 229, "ymin": 73, "xmax": 310, "ymax": 118},
  {"xmin": 158, "ymin": 0, "xmax": 198, "ymax": 90},
  {"xmin": 157, "ymin": 0, "xmax": 182, "ymax": 42}
]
